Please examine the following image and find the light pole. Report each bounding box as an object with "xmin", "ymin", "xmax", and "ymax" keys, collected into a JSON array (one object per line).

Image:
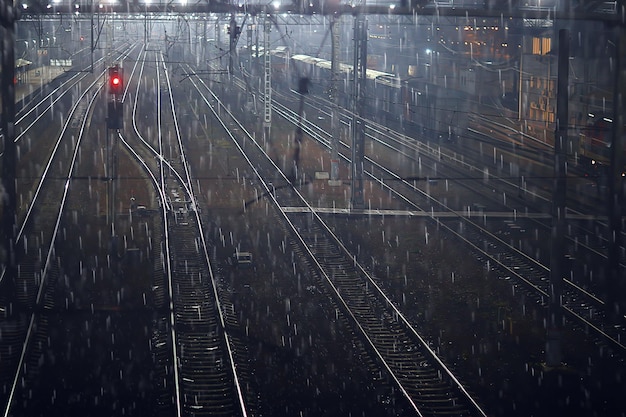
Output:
[
  {"xmin": 426, "ymin": 48, "xmax": 433, "ymax": 82},
  {"xmin": 1, "ymin": 0, "xmax": 20, "ymax": 312}
]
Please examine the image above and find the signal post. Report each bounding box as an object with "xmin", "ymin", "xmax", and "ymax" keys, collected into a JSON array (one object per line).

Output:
[{"xmin": 106, "ymin": 65, "xmax": 123, "ymax": 226}]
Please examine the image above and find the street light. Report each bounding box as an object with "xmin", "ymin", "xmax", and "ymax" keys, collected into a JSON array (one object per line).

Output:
[{"xmin": 425, "ymin": 48, "xmax": 433, "ymax": 82}]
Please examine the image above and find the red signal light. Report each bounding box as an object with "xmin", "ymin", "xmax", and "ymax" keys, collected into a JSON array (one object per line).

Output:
[{"xmin": 108, "ymin": 65, "xmax": 123, "ymax": 95}]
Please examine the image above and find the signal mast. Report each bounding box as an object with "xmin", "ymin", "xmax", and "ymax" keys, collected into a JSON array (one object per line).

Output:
[{"xmin": 107, "ymin": 64, "xmax": 123, "ymax": 129}]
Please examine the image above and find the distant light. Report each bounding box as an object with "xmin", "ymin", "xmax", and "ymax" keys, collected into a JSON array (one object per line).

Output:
[
  {"xmin": 389, "ymin": 4, "xmax": 395, "ymax": 9},
  {"xmin": 425, "ymin": 49, "xmax": 431, "ymax": 54},
  {"xmin": 603, "ymin": 117, "xmax": 613, "ymax": 123},
  {"xmin": 74, "ymin": 3, "xmax": 79, "ymax": 8},
  {"xmin": 588, "ymin": 113, "xmax": 595, "ymax": 117},
  {"xmin": 272, "ymin": 1, "xmax": 280, "ymax": 9}
]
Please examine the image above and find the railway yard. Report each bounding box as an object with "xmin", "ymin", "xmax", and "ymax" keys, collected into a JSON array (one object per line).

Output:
[{"xmin": 1, "ymin": 14, "xmax": 626, "ymax": 417}]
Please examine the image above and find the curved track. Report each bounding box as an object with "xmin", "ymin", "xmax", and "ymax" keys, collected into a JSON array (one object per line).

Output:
[{"xmin": 122, "ymin": 48, "xmax": 249, "ymax": 416}]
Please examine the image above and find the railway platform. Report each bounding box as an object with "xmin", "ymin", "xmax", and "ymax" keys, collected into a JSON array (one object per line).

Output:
[{"xmin": 1, "ymin": 65, "xmax": 67, "ymax": 107}]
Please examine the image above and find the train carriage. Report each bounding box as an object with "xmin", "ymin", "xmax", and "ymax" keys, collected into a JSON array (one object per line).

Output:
[
  {"xmin": 291, "ymin": 50, "xmax": 470, "ymax": 140},
  {"xmin": 578, "ymin": 116, "xmax": 626, "ymax": 178},
  {"xmin": 401, "ymin": 78, "xmax": 470, "ymax": 142},
  {"xmin": 269, "ymin": 51, "xmax": 471, "ymax": 143}
]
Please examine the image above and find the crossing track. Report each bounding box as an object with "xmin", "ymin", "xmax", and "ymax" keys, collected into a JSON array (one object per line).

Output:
[
  {"xmin": 1, "ymin": 42, "xmax": 249, "ymax": 416},
  {"xmin": 119, "ymin": 47, "xmax": 249, "ymax": 416},
  {"xmin": 271, "ymin": 88, "xmax": 626, "ymax": 354},
  {"xmin": 199, "ymin": 61, "xmax": 626, "ymax": 378},
  {"xmin": 186, "ymin": 65, "xmax": 489, "ymax": 417},
  {"xmin": 267, "ymin": 72, "xmax": 625, "ymax": 269}
]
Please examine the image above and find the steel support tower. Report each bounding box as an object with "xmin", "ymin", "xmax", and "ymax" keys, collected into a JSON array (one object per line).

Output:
[
  {"xmin": 263, "ymin": 14, "xmax": 272, "ymax": 142},
  {"xmin": 329, "ymin": 14, "xmax": 341, "ymax": 184}
]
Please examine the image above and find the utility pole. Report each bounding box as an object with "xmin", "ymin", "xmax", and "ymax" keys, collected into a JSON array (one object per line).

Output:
[
  {"xmin": 246, "ymin": 16, "xmax": 253, "ymax": 74},
  {"xmin": 143, "ymin": 4, "xmax": 150, "ymax": 45},
  {"xmin": 215, "ymin": 18, "xmax": 221, "ymax": 62},
  {"xmin": 606, "ymin": 21, "xmax": 625, "ymax": 323},
  {"xmin": 263, "ymin": 14, "xmax": 271, "ymax": 143},
  {"xmin": 329, "ymin": 13, "xmax": 341, "ymax": 185},
  {"xmin": 91, "ymin": 1, "xmax": 95, "ymax": 72},
  {"xmin": 546, "ymin": 28, "xmax": 569, "ymax": 368},
  {"xmin": 228, "ymin": 14, "xmax": 237, "ymax": 76},
  {"xmin": 351, "ymin": 15, "xmax": 367, "ymax": 209},
  {"xmin": 1, "ymin": 0, "xmax": 20, "ymax": 305}
]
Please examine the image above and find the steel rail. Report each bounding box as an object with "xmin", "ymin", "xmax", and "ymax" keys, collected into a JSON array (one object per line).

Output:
[
  {"xmin": 162, "ymin": 55, "xmax": 249, "ymax": 417},
  {"xmin": 0, "ymin": 46, "xmax": 137, "ymax": 157},
  {"xmin": 188, "ymin": 66, "xmax": 488, "ymax": 417},
  {"xmin": 2, "ymin": 72, "xmax": 104, "ymax": 417},
  {"xmin": 269, "ymin": 88, "xmax": 626, "ymax": 353},
  {"xmin": 154, "ymin": 50, "xmax": 184, "ymax": 417}
]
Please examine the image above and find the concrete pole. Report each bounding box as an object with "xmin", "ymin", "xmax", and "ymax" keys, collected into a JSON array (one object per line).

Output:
[{"xmin": 546, "ymin": 28, "xmax": 569, "ymax": 368}]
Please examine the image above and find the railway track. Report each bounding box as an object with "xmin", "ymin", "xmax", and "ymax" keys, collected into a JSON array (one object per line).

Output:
[
  {"xmin": 2, "ymin": 33, "xmax": 622, "ymax": 415},
  {"xmin": 120, "ymin": 49, "xmax": 249, "ymax": 416},
  {"xmin": 275, "ymin": 78, "xmax": 624, "ymax": 262},
  {"xmin": 188, "ymin": 67, "xmax": 488, "ymax": 417},
  {"xmin": 266, "ymin": 90, "xmax": 626, "ymax": 355},
  {"xmin": 1, "ymin": 49, "xmax": 124, "ymax": 415},
  {"xmin": 2, "ymin": 42, "xmax": 250, "ymax": 416}
]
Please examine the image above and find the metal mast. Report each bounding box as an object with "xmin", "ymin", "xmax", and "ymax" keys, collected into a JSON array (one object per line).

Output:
[
  {"xmin": 329, "ymin": 14, "xmax": 341, "ymax": 185},
  {"xmin": 606, "ymin": 19, "xmax": 626, "ymax": 323},
  {"xmin": 263, "ymin": 14, "xmax": 272, "ymax": 142},
  {"xmin": 228, "ymin": 14, "xmax": 237, "ymax": 76},
  {"xmin": 546, "ymin": 28, "xmax": 569, "ymax": 368},
  {"xmin": 215, "ymin": 18, "xmax": 221, "ymax": 61},
  {"xmin": 246, "ymin": 16, "xmax": 253, "ymax": 74},
  {"xmin": 350, "ymin": 15, "xmax": 367, "ymax": 209},
  {"xmin": 1, "ymin": 1, "xmax": 19, "ymax": 301}
]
